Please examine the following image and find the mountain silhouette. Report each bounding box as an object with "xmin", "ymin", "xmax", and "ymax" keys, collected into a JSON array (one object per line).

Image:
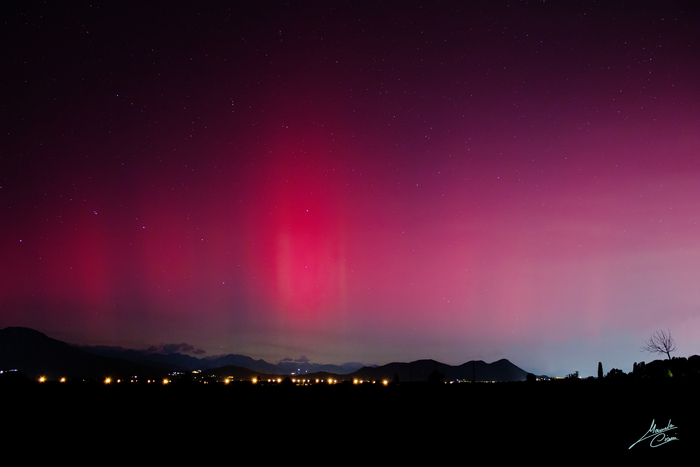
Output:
[
  {"xmin": 1, "ymin": 326, "xmax": 529, "ymax": 382},
  {"xmin": 0, "ymin": 327, "xmax": 165, "ymax": 381},
  {"xmin": 77, "ymin": 344, "xmax": 365, "ymax": 374},
  {"xmin": 201, "ymin": 365, "xmax": 260, "ymax": 381},
  {"xmin": 349, "ymin": 358, "xmax": 528, "ymax": 382}
]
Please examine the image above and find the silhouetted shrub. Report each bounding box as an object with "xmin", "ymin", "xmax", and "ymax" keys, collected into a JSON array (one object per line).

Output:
[
  {"xmin": 281, "ymin": 376, "xmax": 294, "ymax": 387},
  {"xmin": 632, "ymin": 361, "xmax": 646, "ymax": 379},
  {"xmin": 688, "ymin": 355, "xmax": 700, "ymax": 378},
  {"xmin": 606, "ymin": 368, "xmax": 626, "ymax": 380}
]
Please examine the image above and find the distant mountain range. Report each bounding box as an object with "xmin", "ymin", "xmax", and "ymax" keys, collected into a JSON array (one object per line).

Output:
[
  {"xmin": 0, "ymin": 326, "xmax": 165, "ymax": 381},
  {"xmin": 348, "ymin": 358, "xmax": 528, "ymax": 382},
  {"xmin": 74, "ymin": 342, "xmax": 365, "ymax": 375},
  {"xmin": 0, "ymin": 326, "xmax": 530, "ymax": 382}
]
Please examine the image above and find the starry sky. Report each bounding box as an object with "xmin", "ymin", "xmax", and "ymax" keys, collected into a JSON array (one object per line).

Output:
[{"xmin": 2, "ymin": 1, "xmax": 699, "ymax": 377}]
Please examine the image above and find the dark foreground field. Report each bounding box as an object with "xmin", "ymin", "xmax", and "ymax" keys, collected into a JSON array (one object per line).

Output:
[{"xmin": 3, "ymin": 378, "xmax": 696, "ymax": 460}]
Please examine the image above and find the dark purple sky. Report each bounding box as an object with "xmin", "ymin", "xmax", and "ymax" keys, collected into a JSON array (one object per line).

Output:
[{"xmin": 2, "ymin": 1, "xmax": 699, "ymax": 376}]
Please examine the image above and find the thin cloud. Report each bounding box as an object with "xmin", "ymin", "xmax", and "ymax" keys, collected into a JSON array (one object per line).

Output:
[
  {"xmin": 279, "ymin": 355, "xmax": 311, "ymax": 364},
  {"xmin": 146, "ymin": 343, "xmax": 206, "ymax": 355}
]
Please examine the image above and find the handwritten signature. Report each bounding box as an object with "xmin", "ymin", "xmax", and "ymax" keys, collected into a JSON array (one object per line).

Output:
[{"xmin": 629, "ymin": 419, "xmax": 679, "ymax": 449}]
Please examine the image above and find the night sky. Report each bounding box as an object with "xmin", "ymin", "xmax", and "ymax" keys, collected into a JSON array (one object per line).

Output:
[{"xmin": 2, "ymin": 1, "xmax": 699, "ymax": 377}]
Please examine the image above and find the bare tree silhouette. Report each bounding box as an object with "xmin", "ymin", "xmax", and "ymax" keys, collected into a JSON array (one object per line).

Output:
[{"xmin": 642, "ymin": 330, "xmax": 676, "ymax": 360}]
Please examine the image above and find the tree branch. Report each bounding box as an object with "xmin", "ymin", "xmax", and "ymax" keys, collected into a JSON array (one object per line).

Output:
[{"xmin": 642, "ymin": 329, "xmax": 676, "ymax": 360}]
